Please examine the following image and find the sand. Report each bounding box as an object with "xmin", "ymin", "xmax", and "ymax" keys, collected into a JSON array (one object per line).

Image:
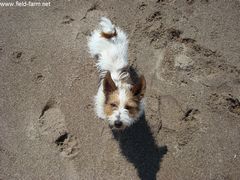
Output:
[{"xmin": 0, "ymin": 0, "xmax": 240, "ymax": 179}]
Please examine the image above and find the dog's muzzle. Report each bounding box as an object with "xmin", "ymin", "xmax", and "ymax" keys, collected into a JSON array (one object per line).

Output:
[{"xmin": 114, "ymin": 120, "xmax": 123, "ymax": 128}]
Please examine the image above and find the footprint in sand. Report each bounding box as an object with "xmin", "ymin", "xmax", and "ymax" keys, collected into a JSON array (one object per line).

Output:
[
  {"xmin": 37, "ymin": 99, "xmax": 79, "ymax": 158},
  {"xmin": 61, "ymin": 15, "xmax": 74, "ymax": 24},
  {"xmin": 10, "ymin": 51, "xmax": 23, "ymax": 64},
  {"xmin": 33, "ymin": 73, "xmax": 45, "ymax": 84}
]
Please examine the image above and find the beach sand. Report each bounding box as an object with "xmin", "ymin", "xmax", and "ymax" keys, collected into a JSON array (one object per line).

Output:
[{"xmin": 1, "ymin": 0, "xmax": 240, "ymax": 179}]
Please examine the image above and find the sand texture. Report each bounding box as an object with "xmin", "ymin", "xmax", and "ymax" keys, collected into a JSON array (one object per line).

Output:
[{"xmin": 1, "ymin": 0, "xmax": 240, "ymax": 179}]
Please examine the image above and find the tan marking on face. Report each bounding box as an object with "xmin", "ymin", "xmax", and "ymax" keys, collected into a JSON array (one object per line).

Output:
[
  {"xmin": 104, "ymin": 87, "xmax": 143, "ymax": 119},
  {"xmin": 125, "ymin": 90, "xmax": 141, "ymax": 118},
  {"xmin": 104, "ymin": 90, "xmax": 119, "ymax": 116}
]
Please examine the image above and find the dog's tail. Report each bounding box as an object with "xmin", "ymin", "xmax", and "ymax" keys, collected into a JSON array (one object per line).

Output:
[
  {"xmin": 88, "ymin": 17, "xmax": 116, "ymax": 59},
  {"xmin": 99, "ymin": 17, "xmax": 117, "ymax": 39},
  {"xmin": 88, "ymin": 17, "xmax": 128, "ymax": 58},
  {"xmin": 88, "ymin": 17, "xmax": 128, "ymax": 82}
]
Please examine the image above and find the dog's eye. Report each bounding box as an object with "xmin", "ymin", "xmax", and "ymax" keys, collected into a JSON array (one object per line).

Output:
[
  {"xmin": 110, "ymin": 103, "xmax": 117, "ymax": 108},
  {"xmin": 125, "ymin": 105, "xmax": 132, "ymax": 110}
]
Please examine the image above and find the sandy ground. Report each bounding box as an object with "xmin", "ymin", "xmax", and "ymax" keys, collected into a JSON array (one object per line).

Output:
[{"xmin": 0, "ymin": 0, "xmax": 240, "ymax": 179}]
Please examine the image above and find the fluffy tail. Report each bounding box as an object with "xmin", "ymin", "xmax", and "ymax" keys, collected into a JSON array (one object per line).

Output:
[
  {"xmin": 88, "ymin": 17, "xmax": 119, "ymax": 57},
  {"xmin": 99, "ymin": 17, "xmax": 117, "ymax": 39},
  {"xmin": 88, "ymin": 17, "xmax": 129, "ymax": 82}
]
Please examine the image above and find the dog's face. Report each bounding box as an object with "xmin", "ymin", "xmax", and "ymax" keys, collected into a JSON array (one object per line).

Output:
[{"xmin": 103, "ymin": 72, "xmax": 146, "ymax": 130}]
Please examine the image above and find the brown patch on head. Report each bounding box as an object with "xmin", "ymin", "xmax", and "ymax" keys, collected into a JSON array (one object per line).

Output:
[
  {"xmin": 103, "ymin": 72, "xmax": 117, "ymax": 101},
  {"xmin": 103, "ymin": 74, "xmax": 146, "ymax": 119},
  {"xmin": 124, "ymin": 75, "xmax": 146, "ymax": 118},
  {"xmin": 125, "ymin": 90, "xmax": 141, "ymax": 118},
  {"xmin": 104, "ymin": 90, "xmax": 119, "ymax": 116},
  {"xmin": 101, "ymin": 28, "xmax": 117, "ymax": 39},
  {"xmin": 131, "ymin": 75, "xmax": 146, "ymax": 99},
  {"xmin": 103, "ymin": 72, "xmax": 119, "ymax": 116}
]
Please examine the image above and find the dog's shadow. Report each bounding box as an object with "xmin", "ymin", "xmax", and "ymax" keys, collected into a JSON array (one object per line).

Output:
[{"xmin": 112, "ymin": 114, "xmax": 168, "ymax": 180}]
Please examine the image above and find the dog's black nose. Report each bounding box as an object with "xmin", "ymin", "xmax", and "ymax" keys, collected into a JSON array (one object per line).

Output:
[{"xmin": 114, "ymin": 120, "xmax": 123, "ymax": 128}]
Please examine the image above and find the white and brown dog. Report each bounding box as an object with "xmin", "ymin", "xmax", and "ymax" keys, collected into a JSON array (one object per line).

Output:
[{"xmin": 88, "ymin": 17, "xmax": 146, "ymax": 130}]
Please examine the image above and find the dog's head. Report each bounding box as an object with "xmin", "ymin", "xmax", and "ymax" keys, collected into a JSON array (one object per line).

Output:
[{"xmin": 103, "ymin": 72, "xmax": 146, "ymax": 130}]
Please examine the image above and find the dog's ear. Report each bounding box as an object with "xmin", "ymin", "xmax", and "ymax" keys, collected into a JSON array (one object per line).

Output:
[
  {"xmin": 103, "ymin": 72, "xmax": 117, "ymax": 97},
  {"xmin": 131, "ymin": 75, "xmax": 146, "ymax": 99}
]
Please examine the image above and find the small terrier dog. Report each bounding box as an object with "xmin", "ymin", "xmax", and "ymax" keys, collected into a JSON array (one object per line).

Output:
[{"xmin": 88, "ymin": 17, "xmax": 146, "ymax": 130}]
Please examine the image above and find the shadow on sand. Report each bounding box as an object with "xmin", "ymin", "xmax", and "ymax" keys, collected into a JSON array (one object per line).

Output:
[{"xmin": 112, "ymin": 114, "xmax": 168, "ymax": 180}]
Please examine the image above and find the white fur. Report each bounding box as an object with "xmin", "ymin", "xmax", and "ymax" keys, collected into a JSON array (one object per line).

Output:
[
  {"xmin": 88, "ymin": 17, "xmax": 128, "ymax": 83},
  {"xmin": 88, "ymin": 17, "xmax": 144, "ymax": 128}
]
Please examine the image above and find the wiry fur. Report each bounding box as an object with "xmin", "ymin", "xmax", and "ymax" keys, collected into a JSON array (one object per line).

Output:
[{"xmin": 88, "ymin": 17, "xmax": 146, "ymax": 129}]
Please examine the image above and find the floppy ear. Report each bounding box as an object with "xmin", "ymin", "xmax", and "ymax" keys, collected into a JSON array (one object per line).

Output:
[
  {"xmin": 103, "ymin": 72, "xmax": 117, "ymax": 97},
  {"xmin": 131, "ymin": 75, "xmax": 146, "ymax": 99}
]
